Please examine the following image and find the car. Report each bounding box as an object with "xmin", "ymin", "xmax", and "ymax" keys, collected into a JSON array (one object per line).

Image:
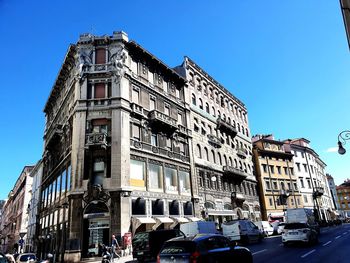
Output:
[
  {"xmin": 0, "ymin": 253, "xmax": 9, "ymax": 263},
  {"xmin": 16, "ymin": 253, "xmax": 36, "ymax": 263},
  {"xmin": 255, "ymin": 221, "xmax": 274, "ymax": 236},
  {"xmin": 282, "ymin": 222, "xmax": 318, "ymax": 245},
  {"xmin": 277, "ymin": 222, "xmax": 286, "ymax": 235},
  {"xmin": 5, "ymin": 254, "xmax": 15, "ymax": 263},
  {"xmin": 222, "ymin": 219, "xmax": 263, "ymax": 244},
  {"xmin": 132, "ymin": 229, "xmax": 185, "ymax": 262},
  {"xmin": 157, "ymin": 234, "xmax": 253, "ymax": 263}
]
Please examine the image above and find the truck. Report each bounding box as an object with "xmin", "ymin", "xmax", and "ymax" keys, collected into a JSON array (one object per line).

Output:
[
  {"xmin": 282, "ymin": 208, "xmax": 319, "ymax": 245},
  {"xmin": 179, "ymin": 221, "xmax": 218, "ymax": 237}
]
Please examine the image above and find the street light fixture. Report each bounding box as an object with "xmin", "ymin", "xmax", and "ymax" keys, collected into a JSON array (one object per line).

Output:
[{"xmin": 337, "ymin": 130, "xmax": 350, "ymax": 155}]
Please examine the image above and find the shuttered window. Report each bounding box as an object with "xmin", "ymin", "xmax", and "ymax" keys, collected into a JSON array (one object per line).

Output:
[
  {"xmin": 94, "ymin": 83, "xmax": 105, "ymax": 98},
  {"xmin": 95, "ymin": 48, "xmax": 106, "ymax": 64}
]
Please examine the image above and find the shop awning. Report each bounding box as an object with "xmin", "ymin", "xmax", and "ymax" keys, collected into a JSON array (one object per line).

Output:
[
  {"xmin": 186, "ymin": 217, "xmax": 202, "ymax": 222},
  {"xmin": 171, "ymin": 217, "xmax": 190, "ymax": 223},
  {"xmin": 132, "ymin": 217, "xmax": 156, "ymax": 234},
  {"xmin": 268, "ymin": 212, "xmax": 285, "ymax": 218},
  {"xmin": 154, "ymin": 217, "xmax": 174, "ymax": 224},
  {"xmin": 207, "ymin": 210, "xmax": 236, "ymax": 216}
]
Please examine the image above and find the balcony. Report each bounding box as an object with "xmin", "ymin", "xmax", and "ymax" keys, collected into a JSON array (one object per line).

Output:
[
  {"xmin": 130, "ymin": 103, "xmax": 144, "ymax": 117},
  {"xmin": 313, "ymin": 187, "xmax": 324, "ymax": 198},
  {"xmin": 207, "ymin": 134, "xmax": 222, "ymax": 148},
  {"xmin": 86, "ymin": 132, "xmax": 108, "ymax": 148},
  {"xmin": 217, "ymin": 118, "xmax": 237, "ymax": 137},
  {"xmin": 237, "ymin": 147, "xmax": 248, "ymax": 159},
  {"xmin": 148, "ymin": 110, "xmax": 178, "ymax": 133},
  {"xmin": 84, "ymin": 63, "xmax": 114, "ymax": 74},
  {"xmin": 223, "ymin": 166, "xmax": 247, "ymax": 182},
  {"xmin": 130, "ymin": 139, "xmax": 190, "ymax": 163},
  {"xmin": 178, "ymin": 124, "xmax": 192, "ymax": 137}
]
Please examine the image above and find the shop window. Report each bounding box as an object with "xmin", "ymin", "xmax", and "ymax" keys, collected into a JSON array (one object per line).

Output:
[
  {"xmin": 152, "ymin": 199, "xmax": 164, "ymax": 215},
  {"xmin": 183, "ymin": 202, "xmax": 193, "ymax": 216},
  {"xmin": 130, "ymin": 159, "xmax": 145, "ymax": 187},
  {"xmin": 132, "ymin": 198, "xmax": 146, "ymax": 215},
  {"xmin": 149, "ymin": 163, "xmax": 163, "ymax": 190},
  {"xmin": 179, "ymin": 171, "xmax": 190, "ymax": 194},
  {"xmin": 165, "ymin": 167, "xmax": 178, "ymax": 192},
  {"xmin": 169, "ymin": 201, "xmax": 180, "ymax": 215}
]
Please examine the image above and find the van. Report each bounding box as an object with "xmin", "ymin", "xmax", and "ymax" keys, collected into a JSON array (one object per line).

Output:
[
  {"xmin": 132, "ymin": 229, "xmax": 185, "ymax": 262},
  {"xmin": 255, "ymin": 221, "xmax": 274, "ymax": 236},
  {"xmin": 222, "ymin": 220, "xmax": 263, "ymax": 244},
  {"xmin": 180, "ymin": 221, "xmax": 218, "ymax": 237}
]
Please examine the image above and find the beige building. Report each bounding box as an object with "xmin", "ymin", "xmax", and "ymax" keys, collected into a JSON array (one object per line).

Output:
[
  {"xmin": 175, "ymin": 57, "xmax": 261, "ymax": 224},
  {"xmin": 252, "ymin": 135, "xmax": 302, "ymax": 221}
]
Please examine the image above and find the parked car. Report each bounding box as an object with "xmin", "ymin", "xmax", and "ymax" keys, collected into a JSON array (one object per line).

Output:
[
  {"xmin": 0, "ymin": 253, "xmax": 9, "ymax": 263},
  {"xmin": 255, "ymin": 221, "xmax": 274, "ymax": 236},
  {"xmin": 222, "ymin": 219, "xmax": 263, "ymax": 244},
  {"xmin": 132, "ymin": 229, "xmax": 185, "ymax": 262},
  {"xmin": 180, "ymin": 221, "xmax": 218, "ymax": 237},
  {"xmin": 16, "ymin": 253, "xmax": 36, "ymax": 263},
  {"xmin": 157, "ymin": 234, "xmax": 253, "ymax": 263}
]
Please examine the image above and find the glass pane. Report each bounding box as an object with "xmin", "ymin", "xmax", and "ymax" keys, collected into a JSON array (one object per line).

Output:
[
  {"xmin": 165, "ymin": 167, "xmax": 177, "ymax": 192},
  {"xmin": 149, "ymin": 163, "xmax": 163, "ymax": 190},
  {"xmin": 179, "ymin": 171, "xmax": 190, "ymax": 194}
]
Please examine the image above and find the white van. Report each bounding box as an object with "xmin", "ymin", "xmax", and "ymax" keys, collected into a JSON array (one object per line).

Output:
[
  {"xmin": 255, "ymin": 221, "xmax": 274, "ymax": 236},
  {"xmin": 179, "ymin": 221, "xmax": 217, "ymax": 237},
  {"xmin": 222, "ymin": 220, "xmax": 263, "ymax": 244}
]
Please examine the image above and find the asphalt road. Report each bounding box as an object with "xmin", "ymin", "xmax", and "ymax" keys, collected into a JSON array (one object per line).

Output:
[{"xmin": 246, "ymin": 223, "xmax": 350, "ymax": 263}]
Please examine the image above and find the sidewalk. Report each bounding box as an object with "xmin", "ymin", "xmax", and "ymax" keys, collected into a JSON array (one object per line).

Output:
[{"xmin": 80, "ymin": 254, "xmax": 134, "ymax": 263}]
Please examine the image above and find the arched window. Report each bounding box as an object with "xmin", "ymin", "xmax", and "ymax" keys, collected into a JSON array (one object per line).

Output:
[
  {"xmin": 204, "ymin": 147, "xmax": 209, "ymax": 161},
  {"xmin": 217, "ymin": 110, "xmax": 221, "ymax": 118},
  {"xmin": 229, "ymin": 157, "xmax": 233, "ymax": 166},
  {"xmin": 246, "ymin": 128, "xmax": 249, "ymax": 137},
  {"xmin": 199, "ymin": 98, "xmax": 203, "ymax": 109},
  {"xmin": 239, "ymin": 161, "xmax": 243, "ymax": 170},
  {"xmin": 211, "ymin": 150, "xmax": 216, "ymax": 163},
  {"xmin": 205, "ymin": 102, "xmax": 210, "ymax": 113},
  {"xmin": 192, "ymin": 93, "xmax": 196, "ymax": 105},
  {"xmin": 244, "ymin": 163, "xmax": 247, "ymax": 172},
  {"xmin": 223, "ymin": 155, "xmax": 227, "ymax": 166},
  {"xmin": 218, "ymin": 153, "xmax": 222, "ymax": 165},
  {"xmin": 237, "ymin": 123, "xmax": 241, "ymax": 133},
  {"xmin": 196, "ymin": 144, "xmax": 201, "ymax": 159},
  {"xmin": 228, "ymin": 117, "xmax": 231, "ymax": 124},
  {"xmin": 223, "ymin": 114, "xmax": 226, "ymax": 121},
  {"xmin": 234, "ymin": 159, "xmax": 238, "ymax": 168},
  {"xmin": 204, "ymin": 201, "xmax": 215, "ymax": 209},
  {"xmin": 224, "ymin": 203, "xmax": 233, "ymax": 210},
  {"xmin": 212, "ymin": 106, "xmax": 216, "ymax": 117}
]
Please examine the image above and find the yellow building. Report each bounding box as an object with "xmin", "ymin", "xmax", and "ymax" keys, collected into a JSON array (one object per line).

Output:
[
  {"xmin": 252, "ymin": 135, "xmax": 303, "ymax": 221},
  {"xmin": 336, "ymin": 180, "xmax": 350, "ymax": 217}
]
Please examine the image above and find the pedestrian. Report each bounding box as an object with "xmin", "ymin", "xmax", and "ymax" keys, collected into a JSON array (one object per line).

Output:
[{"xmin": 111, "ymin": 234, "xmax": 121, "ymax": 262}]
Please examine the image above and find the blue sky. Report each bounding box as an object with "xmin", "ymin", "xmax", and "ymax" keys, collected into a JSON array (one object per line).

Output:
[{"xmin": 1, "ymin": 0, "xmax": 350, "ymax": 200}]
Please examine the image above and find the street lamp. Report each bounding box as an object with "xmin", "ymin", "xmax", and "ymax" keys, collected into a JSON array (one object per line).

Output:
[{"xmin": 337, "ymin": 130, "xmax": 350, "ymax": 155}]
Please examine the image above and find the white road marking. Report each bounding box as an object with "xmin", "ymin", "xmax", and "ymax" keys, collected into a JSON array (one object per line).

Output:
[
  {"xmin": 301, "ymin": 249, "xmax": 316, "ymax": 258},
  {"xmin": 343, "ymin": 232, "xmax": 347, "ymax": 235},
  {"xmin": 252, "ymin": 249, "xmax": 267, "ymax": 255},
  {"xmin": 322, "ymin": 241, "xmax": 332, "ymax": 246},
  {"xmin": 335, "ymin": 235, "xmax": 341, "ymax": 239}
]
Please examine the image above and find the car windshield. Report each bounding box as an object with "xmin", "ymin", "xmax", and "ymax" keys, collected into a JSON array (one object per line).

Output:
[
  {"xmin": 160, "ymin": 241, "xmax": 196, "ymax": 254},
  {"xmin": 19, "ymin": 254, "xmax": 36, "ymax": 261},
  {"xmin": 284, "ymin": 223, "xmax": 308, "ymax": 229}
]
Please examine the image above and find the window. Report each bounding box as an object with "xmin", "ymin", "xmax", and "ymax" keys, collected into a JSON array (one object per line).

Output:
[
  {"xmin": 301, "ymin": 152, "xmax": 305, "ymax": 158},
  {"xmin": 303, "ymin": 164, "xmax": 308, "ymax": 172},
  {"xmin": 307, "ymin": 179, "xmax": 311, "ymax": 188},
  {"xmin": 277, "ymin": 166, "xmax": 281, "ymax": 175},
  {"xmin": 304, "ymin": 195, "xmax": 308, "ymax": 203},
  {"xmin": 164, "ymin": 104, "xmax": 170, "ymax": 116},
  {"xmin": 294, "ymin": 151, "xmax": 298, "ymax": 157},
  {"xmin": 269, "ymin": 165, "xmax": 274, "ymax": 174},
  {"xmin": 218, "ymin": 153, "xmax": 222, "ymax": 165},
  {"xmin": 273, "ymin": 181, "xmax": 278, "ymax": 190},
  {"xmin": 150, "ymin": 95, "xmax": 156, "ymax": 110},
  {"xmin": 94, "ymin": 83, "xmax": 105, "ymax": 99},
  {"xmin": 132, "ymin": 124, "xmax": 140, "ymax": 140},
  {"xmin": 179, "ymin": 171, "xmax": 190, "ymax": 194},
  {"xmin": 169, "ymin": 201, "xmax": 180, "ymax": 216},
  {"xmin": 165, "ymin": 167, "xmax": 178, "ymax": 192},
  {"xmin": 183, "ymin": 202, "xmax": 193, "ymax": 216},
  {"xmin": 212, "ymin": 106, "xmax": 216, "ymax": 116},
  {"xmin": 149, "ymin": 163, "xmax": 163, "ymax": 190},
  {"xmin": 132, "ymin": 198, "xmax": 146, "ymax": 215},
  {"xmin": 300, "ymin": 178, "xmax": 305, "ymax": 188},
  {"xmin": 192, "ymin": 93, "xmax": 196, "ymax": 105},
  {"xmin": 67, "ymin": 165, "xmax": 71, "ymax": 191},
  {"xmin": 204, "ymin": 147, "xmax": 209, "ymax": 161},
  {"xmin": 95, "ymin": 48, "xmax": 106, "ymax": 64},
  {"xmin": 205, "ymin": 102, "xmax": 210, "ymax": 113},
  {"xmin": 199, "ymin": 98, "xmax": 203, "ymax": 109},
  {"xmin": 269, "ymin": 198, "xmax": 273, "ymax": 206},
  {"xmin": 151, "ymin": 134, "xmax": 157, "ymax": 146},
  {"xmin": 177, "ymin": 112, "xmax": 183, "ymax": 125},
  {"xmin": 176, "ymin": 88, "xmax": 180, "ymax": 99},
  {"xmin": 289, "ymin": 168, "xmax": 294, "ymax": 175},
  {"xmin": 132, "ymin": 88, "xmax": 139, "ymax": 104},
  {"xmin": 130, "ymin": 159, "xmax": 145, "ymax": 187},
  {"xmin": 293, "ymin": 182, "xmax": 298, "ymax": 190},
  {"xmin": 92, "ymin": 158, "xmax": 105, "ymax": 186},
  {"xmin": 152, "ymin": 200, "xmax": 164, "ymax": 215},
  {"xmin": 284, "ymin": 167, "xmax": 288, "ymax": 175},
  {"xmin": 296, "ymin": 163, "xmax": 301, "ymax": 172},
  {"xmin": 196, "ymin": 144, "xmax": 202, "ymax": 158},
  {"xmin": 211, "ymin": 150, "xmax": 216, "ymax": 163}
]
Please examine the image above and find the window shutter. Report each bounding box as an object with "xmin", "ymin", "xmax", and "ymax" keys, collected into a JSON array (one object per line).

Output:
[{"xmin": 95, "ymin": 83, "xmax": 105, "ymax": 98}]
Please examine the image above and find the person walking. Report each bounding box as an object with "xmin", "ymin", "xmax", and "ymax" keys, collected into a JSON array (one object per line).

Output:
[{"xmin": 111, "ymin": 234, "xmax": 121, "ymax": 262}]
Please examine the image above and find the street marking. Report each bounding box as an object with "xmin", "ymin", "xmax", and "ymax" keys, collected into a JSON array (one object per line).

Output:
[
  {"xmin": 335, "ymin": 235, "xmax": 341, "ymax": 239},
  {"xmin": 322, "ymin": 241, "xmax": 332, "ymax": 246},
  {"xmin": 343, "ymin": 232, "xmax": 347, "ymax": 235},
  {"xmin": 301, "ymin": 249, "xmax": 316, "ymax": 258},
  {"xmin": 252, "ymin": 249, "xmax": 267, "ymax": 255}
]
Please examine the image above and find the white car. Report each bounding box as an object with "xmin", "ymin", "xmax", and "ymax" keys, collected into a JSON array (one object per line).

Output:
[
  {"xmin": 282, "ymin": 223, "xmax": 318, "ymax": 245},
  {"xmin": 277, "ymin": 222, "xmax": 286, "ymax": 235},
  {"xmin": 16, "ymin": 253, "xmax": 36, "ymax": 263},
  {"xmin": 256, "ymin": 221, "xmax": 274, "ymax": 236}
]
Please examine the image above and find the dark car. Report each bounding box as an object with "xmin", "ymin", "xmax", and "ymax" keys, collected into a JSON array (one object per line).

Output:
[
  {"xmin": 0, "ymin": 253, "xmax": 8, "ymax": 263},
  {"xmin": 157, "ymin": 234, "xmax": 253, "ymax": 263},
  {"xmin": 132, "ymin": 229, "xmax": 185, "ymax": 262}
]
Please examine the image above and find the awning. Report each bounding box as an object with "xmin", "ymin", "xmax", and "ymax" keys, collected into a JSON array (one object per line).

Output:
[
  {"xmin": 268, "ymin": 212, "xmax": 285, "ymax": 218},
  {"xmin": 207, "ymin": 210, "xmax": 236, "ymax": 216},
  {"xmin": 186, "ymin": 217, "xmax": 202, "ymax": 222},
  {"xmin": 132, "ymin": 217, "xmax": 156, "ymax": 234},
  {"xmin": 171, "ymin": 217, "xmax": 190, "ymax": 223},
  {"xmin": 154, "ymin": 217, "xmax": 174, "ymax": 224}
]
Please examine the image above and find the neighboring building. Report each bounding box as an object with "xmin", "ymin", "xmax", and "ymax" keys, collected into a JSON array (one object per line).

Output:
[
  {"xmin": 336, "ymin": 179, "xmax": 350, "ymax": 218},
  {"xmin": 327, "ymin": 174, "xmax": 340, "ymax": 211},
  {"xmin": 284, "ymin": 138, "xmax": 335, "ymax": 221},
  {"xmin": 39, "ymin": 31, "xmax": 192, "ymax": 262},
  {"xmin": 175, "ymin": 57, "xmax": 261, "ymax": 225},
  {"xmin": 0, "ymin": 199, "xmax": 7, "ymax": 252},
  {"xmin": 26, "ymin": 160, "xmax": 43, "ymax": 253},
  {"xmin": 0, "ymin": 166, "xmax": 34, "ymax": 253},
  {"xmin": 252, "ymin": 135, "xmax": 302, "ymax": 221}
]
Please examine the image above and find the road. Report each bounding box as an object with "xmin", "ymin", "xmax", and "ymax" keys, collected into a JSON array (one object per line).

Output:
[{"xmin": 246, "ymin": 223, "xmax": 350, "ymax": 263}]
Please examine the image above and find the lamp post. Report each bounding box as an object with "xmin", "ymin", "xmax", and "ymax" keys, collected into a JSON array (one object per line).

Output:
[{"xmin": 337, "ymin": 130, "xmax": 350, "ymax": 155}]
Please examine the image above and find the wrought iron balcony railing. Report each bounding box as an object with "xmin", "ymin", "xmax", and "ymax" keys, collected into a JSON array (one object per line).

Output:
[
  {"xmin": 223, "ymin": 166, "xmax": 248, "ymax": 182},
  {"xmin": 207, "ymin": 134, "xmax": 222, "ymax": 148},
  {"xmin": 86, "ymin": 132, "xmax": 108, "ymax": 147},
  {"xmin": 217, "ymin": 118, "xmax": 237, "ymax": 137}
]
